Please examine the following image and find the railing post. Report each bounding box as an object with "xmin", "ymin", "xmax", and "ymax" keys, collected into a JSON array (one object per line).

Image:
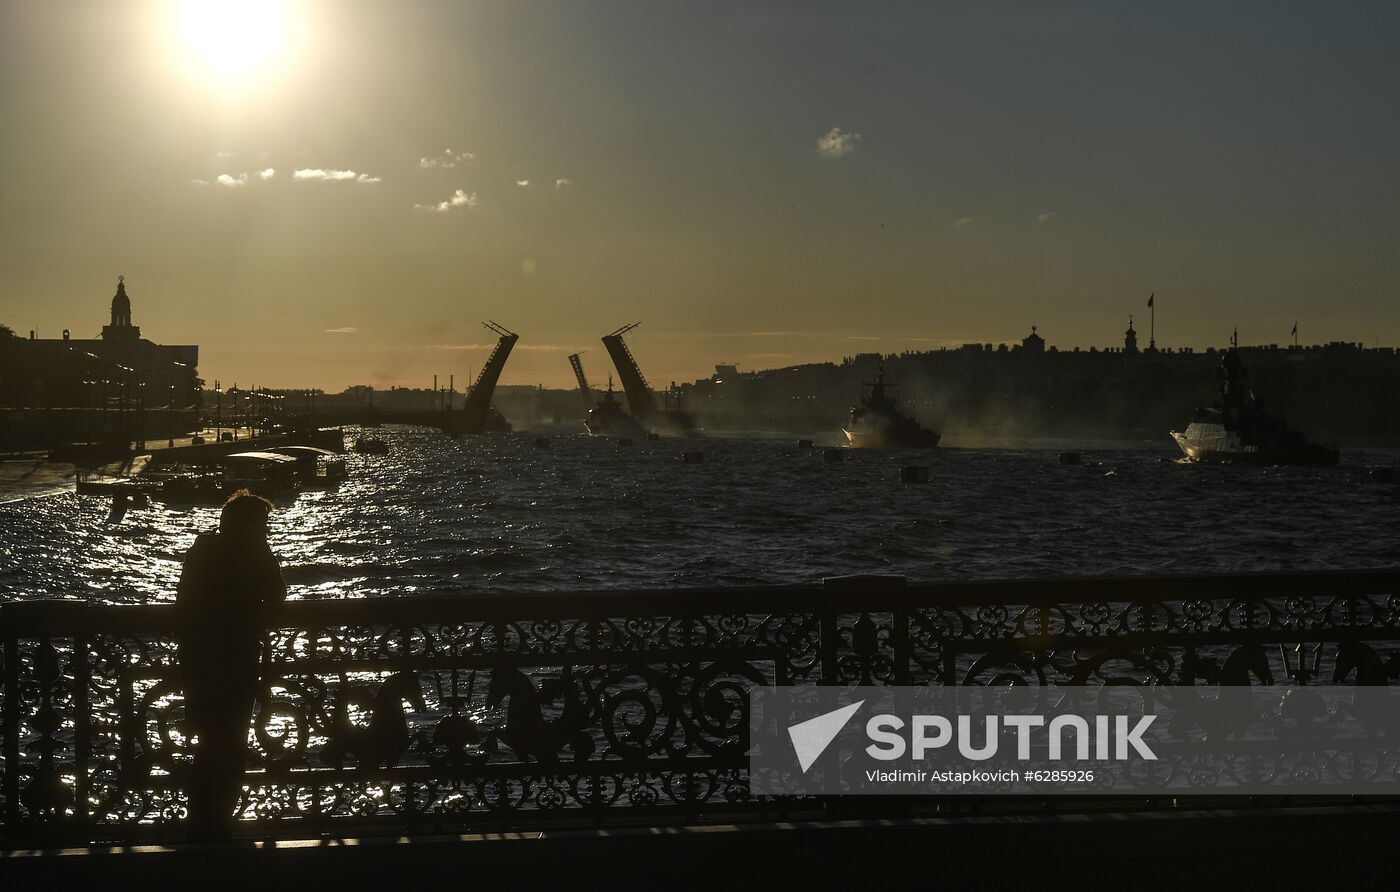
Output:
[
  {"xmin": 3, "ymin": 608, "xmax": 18, "ymax": 832},
  {"xmin": 72, "ymin": 632, "xmax": 91, "ymax": 835}
]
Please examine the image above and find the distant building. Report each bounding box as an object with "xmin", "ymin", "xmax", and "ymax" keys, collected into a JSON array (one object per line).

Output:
[
  {"xmin": 2, "ymin": 277, "xmax": 200, "ymax": 409},
  {"xmin": 1021, "ymin": 326, "xmax": 1045, "ymax": 354}
]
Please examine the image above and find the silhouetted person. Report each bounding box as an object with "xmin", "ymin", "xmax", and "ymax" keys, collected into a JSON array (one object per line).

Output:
[{"xmin": 176, "ymin": 489, "xmax": 286, "ymax": 841}]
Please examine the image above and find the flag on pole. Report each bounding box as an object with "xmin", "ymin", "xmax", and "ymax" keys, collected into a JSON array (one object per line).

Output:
[
  {"xmin": 1147, "ymin": 293, "xmax": 1154, "ymax": 308},
  {"xmin": 1291, "ymin": 322, "xmax": 1298, "ymax": 336}
]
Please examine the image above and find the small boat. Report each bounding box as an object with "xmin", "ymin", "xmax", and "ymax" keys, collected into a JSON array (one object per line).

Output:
[
  {"xmin": 157, "ymin": 473, "xmax": 229, "ymax": 505},
  {"xmin": 1170, "ymin": 333, "xmax": 1338, "ymax": 466},
  {"xmin": 220, "ymin": 451, "xmax": 302, "ymax": 497},
  {"xmin": 842, "ymin": 363, "xmax": 941, "ymax": 449},
  {"xmin": 353, "ymin": 437, "xmax": 389, "ymax": 455},
  {"xmin": 268, "ymin": 445, "xmax": 348, "ymax": 486}
]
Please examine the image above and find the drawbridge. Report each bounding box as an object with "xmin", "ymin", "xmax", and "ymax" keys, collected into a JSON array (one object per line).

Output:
[
  {"xmin": 460, "ymin": 321, "xmax": 518, "ymax": 433},
  {"xmin": 602, "ymin": 323, "xmax": 657, "ymax": 422},
  {"xmin": 567, "ymin": 352, "xmax": 593, "ymax": 415}
]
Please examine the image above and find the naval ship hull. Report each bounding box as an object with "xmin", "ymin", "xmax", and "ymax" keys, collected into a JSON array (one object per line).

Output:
[
  {"xmin": 584, "ymin": 402, "xmax": 646, "ymax": 438},
  {"xmin": 585, "ymin": 416, "xmax": 646, "ymax": 438},
  {"xmin": 842, "ymin": 426, "xmax": 941, "ymax": 449},
  {"xmin": 1170, "ymin": 424, "xmax": 1338, "ymax": 466}
]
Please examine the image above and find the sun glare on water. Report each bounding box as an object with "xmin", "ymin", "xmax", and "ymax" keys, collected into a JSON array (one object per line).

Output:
[{"xmin": 179, "ymin": 0, "xmax": 287, "ymax": 77}]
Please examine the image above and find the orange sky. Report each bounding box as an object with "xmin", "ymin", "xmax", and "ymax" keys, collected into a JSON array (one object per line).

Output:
[{"xmin": 2, "ymin": 1, "xmax": 1397, "ymax": 391}]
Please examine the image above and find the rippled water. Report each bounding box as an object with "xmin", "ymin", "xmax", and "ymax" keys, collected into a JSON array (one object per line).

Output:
[{"xmin": 2, "ymin": 426, "xmax": 1398, "ymax": 603}]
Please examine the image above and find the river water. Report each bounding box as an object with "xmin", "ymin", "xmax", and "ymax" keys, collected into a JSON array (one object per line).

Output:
[{"xmin": 1, "ymin": 426, "xmax": 1398, "ymax": 603}]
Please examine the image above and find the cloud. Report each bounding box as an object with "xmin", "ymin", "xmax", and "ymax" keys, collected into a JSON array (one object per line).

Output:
[
  {"xmin": 554, "ymin": 177, "xmax": 573, "ymax": 189},
  {"xmin": 418, "ymin": 149, "xmax": 476, "ymax": 169},
  {"xmin": 258, "ymin": 168, "xmax": 275, "ymax": 180},
  {"xmin": 424, "ymin": 342, "xmax": 562, "ymax": 352},
  {"xmin": 816, "ymin": 127, "xmax": 863, "ymax": 159},
  {"xmin": 191, "ymin": 178, "xmax": 209, "ymax": 186},
  {"xmin": 214, "ymin": 151, "xmax": 235, "ymax": 160},
  {"xmin": 216, "ymin": 173, "xmax": 248, "ymax": 187},
  {"xmin": 1037, "ymin": 211, "xmax": 1057, "ymax": 224},
  {"xmin": 324, "ymin": 327, "xmax": 358, "ymax": 333},
  {"xmin": 515, "ymin": 179, "xmax": 530, "ymax": 187},
  {"xmin": 293, "ymin": 168, "xmax": 381, "ymax": 184},
  {"xmin": 953, "ymin": 216, "xmax": 973, "ymax": 229},
  {"xmin": 414, "ymin": 188, "xmax": 479, "ymax": 212}
]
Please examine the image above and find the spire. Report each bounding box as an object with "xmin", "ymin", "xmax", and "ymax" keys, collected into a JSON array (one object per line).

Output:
[
  {"xmin": 111, "ymin": 275, "xmax": 132, "ymax": 327},
  {"xmin": 102, "ymin": 274, "xmax": 140, "ymax": 341}
]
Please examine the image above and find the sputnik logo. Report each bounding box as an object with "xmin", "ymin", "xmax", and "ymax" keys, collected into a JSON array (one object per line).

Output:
[{"xmin": 787, "ymin": 700, "xmax": 864, "ymax": 773}]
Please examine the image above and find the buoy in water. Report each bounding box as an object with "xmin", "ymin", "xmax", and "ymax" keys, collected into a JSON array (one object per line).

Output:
[
  {"xmin": 797, "ymin": 439, "xmax": 814, "ymax": 448},
  {"xmin": 681, "ymin": 451, "xmax": 704, "ymax": 463},
  {"xmin": 1059, "ymin": 452, "xmax": 1081, "ymax": 465},
  {"xmin": 824, "ymin": 448, "xmax": 844, "ymax": 463},
  {"xmin": 901, "ymin": 466, "xmax": 929, "ymax": 483}
]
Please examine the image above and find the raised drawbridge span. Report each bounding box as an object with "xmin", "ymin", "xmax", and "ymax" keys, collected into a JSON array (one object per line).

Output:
[
  {"xmin": 601, "ymin": 322, "xmax": 657, "ymax": 422},
  {"xmin": 459, "ymin": 321, "xmax": 518, "ymax": 433},
  {"xmin": 567, "ymin": 352, "xmax": 593, "ymax": 415}
]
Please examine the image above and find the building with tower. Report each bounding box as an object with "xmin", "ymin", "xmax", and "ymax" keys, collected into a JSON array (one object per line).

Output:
[{"xmin": 1, "ymin": 278, "xmax": 200, "ymax": 445}]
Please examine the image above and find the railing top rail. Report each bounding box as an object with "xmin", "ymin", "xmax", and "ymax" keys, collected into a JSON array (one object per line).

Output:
[{"xmin": 2, "ymin": 568, "xmax": 1398, "ymax": 636}]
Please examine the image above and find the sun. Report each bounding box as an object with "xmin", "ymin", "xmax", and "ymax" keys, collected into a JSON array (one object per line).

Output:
[{"xmin": 179, "ymin": 0, "xmax": 287, "ymax": 78}]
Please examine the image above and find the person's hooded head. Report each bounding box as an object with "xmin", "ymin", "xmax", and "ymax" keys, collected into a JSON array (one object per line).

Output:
[{"xmin": 220, "ymin": 489, "xmax": 273, "ymax": 540}]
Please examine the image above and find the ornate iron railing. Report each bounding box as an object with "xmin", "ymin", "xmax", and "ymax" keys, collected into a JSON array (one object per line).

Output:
[{"xmin": 3, "ymin": 569, "xmax": 1400, "ymax": 845}]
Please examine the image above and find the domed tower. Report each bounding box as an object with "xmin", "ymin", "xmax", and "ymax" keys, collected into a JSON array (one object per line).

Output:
[
  {"xmin": 101, "ymin": 275, "xmax": 140, "ymax": 341},
  {"xmin": 1021, "ymin": 325, "xmax": 1045, "ymax": 354},
  {"xmin": 1124, "ymin": 316, "xmax": 1138, "ymax": 354}
]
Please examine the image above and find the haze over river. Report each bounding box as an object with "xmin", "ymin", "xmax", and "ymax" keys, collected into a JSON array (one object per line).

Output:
[{"xmin": 2, "ymin": 426, "xmax": 1398, "ymax": 603}]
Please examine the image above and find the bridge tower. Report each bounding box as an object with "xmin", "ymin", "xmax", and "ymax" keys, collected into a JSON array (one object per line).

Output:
[
  {"xmin": 568, "ymin": 352, "xmax": 593, "ymax": 415},
  {"xmin": 602, "ymin": 323, "xmax": 656, "ymax": 422},
  {"xmin": 460, "ymin": 321, "xmax": 518, "ymax": 433}
]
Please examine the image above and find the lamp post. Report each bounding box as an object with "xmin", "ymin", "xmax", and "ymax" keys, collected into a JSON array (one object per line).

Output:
[
  {"xmin": 116, "ymin": 365, "xmax": 133, "ymax": 449},
  {"xmin": 215, "ymin": 381, "xmax": 222, "ymax": 443},
  {"xmin": 136, "ymin": 377, "xmax": 147, "ymax": 450},
  {"xmin": 167, "ymin": 382, "xmax": 175, "ymax": 448}
]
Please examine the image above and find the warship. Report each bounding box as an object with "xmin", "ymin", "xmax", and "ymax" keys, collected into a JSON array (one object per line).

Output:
[
  {"xmin": 842, "ymin": 364, "xmax": 941, "ymax": 448},
  {"xmin": 569, "ymin": 353, "xmax": 646, "ymax": 438},
  {"xmin": 1170, "ymin": 332, "xmax": 1338, "ymax": 466},
  {"xmin": 585, "ymin": 377, "xmax": 647, "ymax": 438}
]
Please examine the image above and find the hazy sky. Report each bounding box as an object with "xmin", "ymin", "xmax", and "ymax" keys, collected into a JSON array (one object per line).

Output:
[{"xmin": 2, "ymin": 1, "xmax": 1398, "ymax": 390}]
